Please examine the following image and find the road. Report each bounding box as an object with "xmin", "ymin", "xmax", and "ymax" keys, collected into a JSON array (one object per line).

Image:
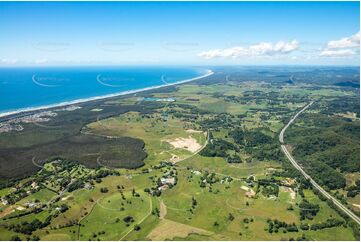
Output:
[
  {"xmin": 279, "ymin": 101, "xmax": 360, "ymax": 225},
  {"xmin": 46, "ymin": 179, "xmax": 76, "ymax": 207},
  {"xmin": 177, "ymin": 129, "xmax": 248, "ymax": 182},
  {"xmin": 174, "ymin": 129, "xmax": 209, "ymax": 164},
  {"xmin": 119, "ymin": 194, "xmax": 153, "ymax": 241}
]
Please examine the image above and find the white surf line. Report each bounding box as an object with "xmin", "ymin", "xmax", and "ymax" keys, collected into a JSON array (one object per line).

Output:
[
  {"xmin": 31, "ymin": 74, "xmax": 60, "ymax": 88},
  {"xmin": 280, "ymin": 101, "xmax": 360, "ymax": 225},
  {"xmin": 0, "ymin": 70, "xmax": 214, "ymax": 119},
  {"xmin": 96, "ymin": 74, "xmax": 125, "ymax": 88}
]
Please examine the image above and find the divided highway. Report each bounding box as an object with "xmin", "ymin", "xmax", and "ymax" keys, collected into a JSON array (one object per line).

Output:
[{"xmin": 279, "ymin": 101, "xmax": 360, "ymax": 225}]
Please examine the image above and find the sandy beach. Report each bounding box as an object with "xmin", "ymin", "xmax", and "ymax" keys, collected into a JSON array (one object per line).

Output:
[{"xmin": 0, "ymin": 69, "xmax": 214, "ymax": 119}]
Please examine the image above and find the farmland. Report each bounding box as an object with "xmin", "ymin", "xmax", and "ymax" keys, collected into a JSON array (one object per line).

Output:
[{"xmin": 0, "ymin": 66, "xmax": 359, "ymax": 240}]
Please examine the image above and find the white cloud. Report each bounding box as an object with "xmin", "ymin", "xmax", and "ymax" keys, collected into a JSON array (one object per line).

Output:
[
  {"xmin": 327, "ymin": 32, "xmax": 360, "ymax": 49},
  {"xmin": 1, "ymin": 58, "xmax": 17, "ymax": 64},
  {"xmin": 320, "ymin": 49, "xmax": 356, "ymax": 57},
  {"xmin": 319, "ymin": 32, "xmax": 360, "ymax": 58},
  {"xmin": 198, "ymin": 40, "xmax": 299, "ymax": 59}
]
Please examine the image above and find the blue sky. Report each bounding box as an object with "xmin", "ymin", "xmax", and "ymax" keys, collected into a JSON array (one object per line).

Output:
[{"xmin": 0, "ymin": 1, "xmax": 359, "ymax": 66}]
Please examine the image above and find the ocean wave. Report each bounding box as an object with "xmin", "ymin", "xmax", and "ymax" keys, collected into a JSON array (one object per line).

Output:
[{"xmin": 0, "ymin": 69, "xmax": 213, "ymax": 118}]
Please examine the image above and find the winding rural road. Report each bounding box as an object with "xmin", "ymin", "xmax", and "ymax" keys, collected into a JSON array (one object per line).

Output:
[
  {"xmin": 174, "ymin": 129, "xmax": 209, "ymax": 164},
  {"xmin": 119, "ymin": 194, "xmax": 153, "ymax": 241},
  {"xmin": 279, "ymin": 101, "xmax": 360, "ymax": 225}
]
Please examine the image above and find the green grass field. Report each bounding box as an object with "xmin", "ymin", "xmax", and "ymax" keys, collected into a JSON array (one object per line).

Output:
[
  {"xmin": 0, "ymin": 74, "xmax": 359, "ymax": 241},
  {"xmin": 85, "ymin": 111, "xmax": 207, "ymax": 167}
]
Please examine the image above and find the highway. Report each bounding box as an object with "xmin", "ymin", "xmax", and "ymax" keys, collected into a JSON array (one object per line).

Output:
[{"xmin": 279, "ymin": 101, "xmax": 360, "ymax": 225}]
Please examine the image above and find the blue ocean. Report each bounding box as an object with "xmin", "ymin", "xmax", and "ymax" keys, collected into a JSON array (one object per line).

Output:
[{"xmin": 0, "ymin": 66, "xmax": 209, "ymax": 115}]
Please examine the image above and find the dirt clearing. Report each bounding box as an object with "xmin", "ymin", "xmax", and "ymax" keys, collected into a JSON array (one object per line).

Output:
[
  {"xmin": 165, "ymin": 136, "xmax": 202, "ymax": 153},
  {"xmin": 147, "ymin": 219, "xmax": 212, "ymax": 240}
]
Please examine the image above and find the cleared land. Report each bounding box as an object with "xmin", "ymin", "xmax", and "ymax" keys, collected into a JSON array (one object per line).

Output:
[{"xmin": 0, "ymin": 67, "xmax": 359, "ymax": 241}]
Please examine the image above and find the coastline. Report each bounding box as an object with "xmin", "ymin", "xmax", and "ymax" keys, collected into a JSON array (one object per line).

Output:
[{"xmin": 0, "ymin": 69, "xmax": 214, "ymax": 119}]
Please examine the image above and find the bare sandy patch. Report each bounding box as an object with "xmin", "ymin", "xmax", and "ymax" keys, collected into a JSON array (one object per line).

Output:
[
  {"xmin": 61, "ymin": 195, "xmax": 73, "ymax": 201},
  {"xmin": 169, "ymin": 154, "xmax": 180, "ymax": 163},
  {"xmin": 15, "ymin": 205, "xmax": 25, "ymax": 211},
  {"xmin": 241, "ymin": 185, "xmax": 255, "ymax": 197},
  {"xmin": 288, "ymin": 188, "xmax": 296, "ymax": 200},
  {"xmin": 159, "ymin": 200, "xmax": 167, "ymax": 219},
  {"xmin": 165, "ymin": 136, "xmax": 201, "ymax": 153},
  {"xmin": 147, "ymin": 219, "xmax": 212, "ymax": 240},
  {"xmin": 335, "ymin": 112, "xmax": 358, "ymax": 120},
  {"xmin": 345, "ymin": 172, "xmax": 360, "ymax": 186},
  {"xmin": 280, "ymin": 186, "xmax": 296, "ymax": 200},
  {"xmin": 0, "ymin": 206, "xmax": 15, "ymax": 218},
  {"xmin": 41, "ymin": 233, "xmax": 72, "ymax": 241},
  {"xmin": 285, "ymin": 144, "xmax": 294, "ymax": 153},
  {"xmin": 91, "ymin": 108, "xmax": 103, "ymax": 112},
  {"xmin": 241, "ymin": 185, "xmax": 250, "ymax": 191}
]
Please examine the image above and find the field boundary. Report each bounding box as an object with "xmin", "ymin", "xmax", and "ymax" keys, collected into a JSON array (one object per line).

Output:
[{"xmin": 119, "ymin": 194, "xmax": 153, "ymax": 240}]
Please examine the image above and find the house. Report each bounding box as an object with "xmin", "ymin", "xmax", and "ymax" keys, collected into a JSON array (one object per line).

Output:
[
  {"xmin": 160, "ymin": 177, "xmax": 175, "ymax": 185},
  {"xmin": 84, "ymin": 183, "xmax": 94, "ymax": 190},
  {"xmin": 245, "ymin": 190, "xmax": 256, "ymax": 198},
  {"xmin": 25, "ymin": 202, "xmax": 37, "ymax": 208},
  {"xmin": 192, "ymin": 170, "xmax": 201, "ymax": 176}
]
